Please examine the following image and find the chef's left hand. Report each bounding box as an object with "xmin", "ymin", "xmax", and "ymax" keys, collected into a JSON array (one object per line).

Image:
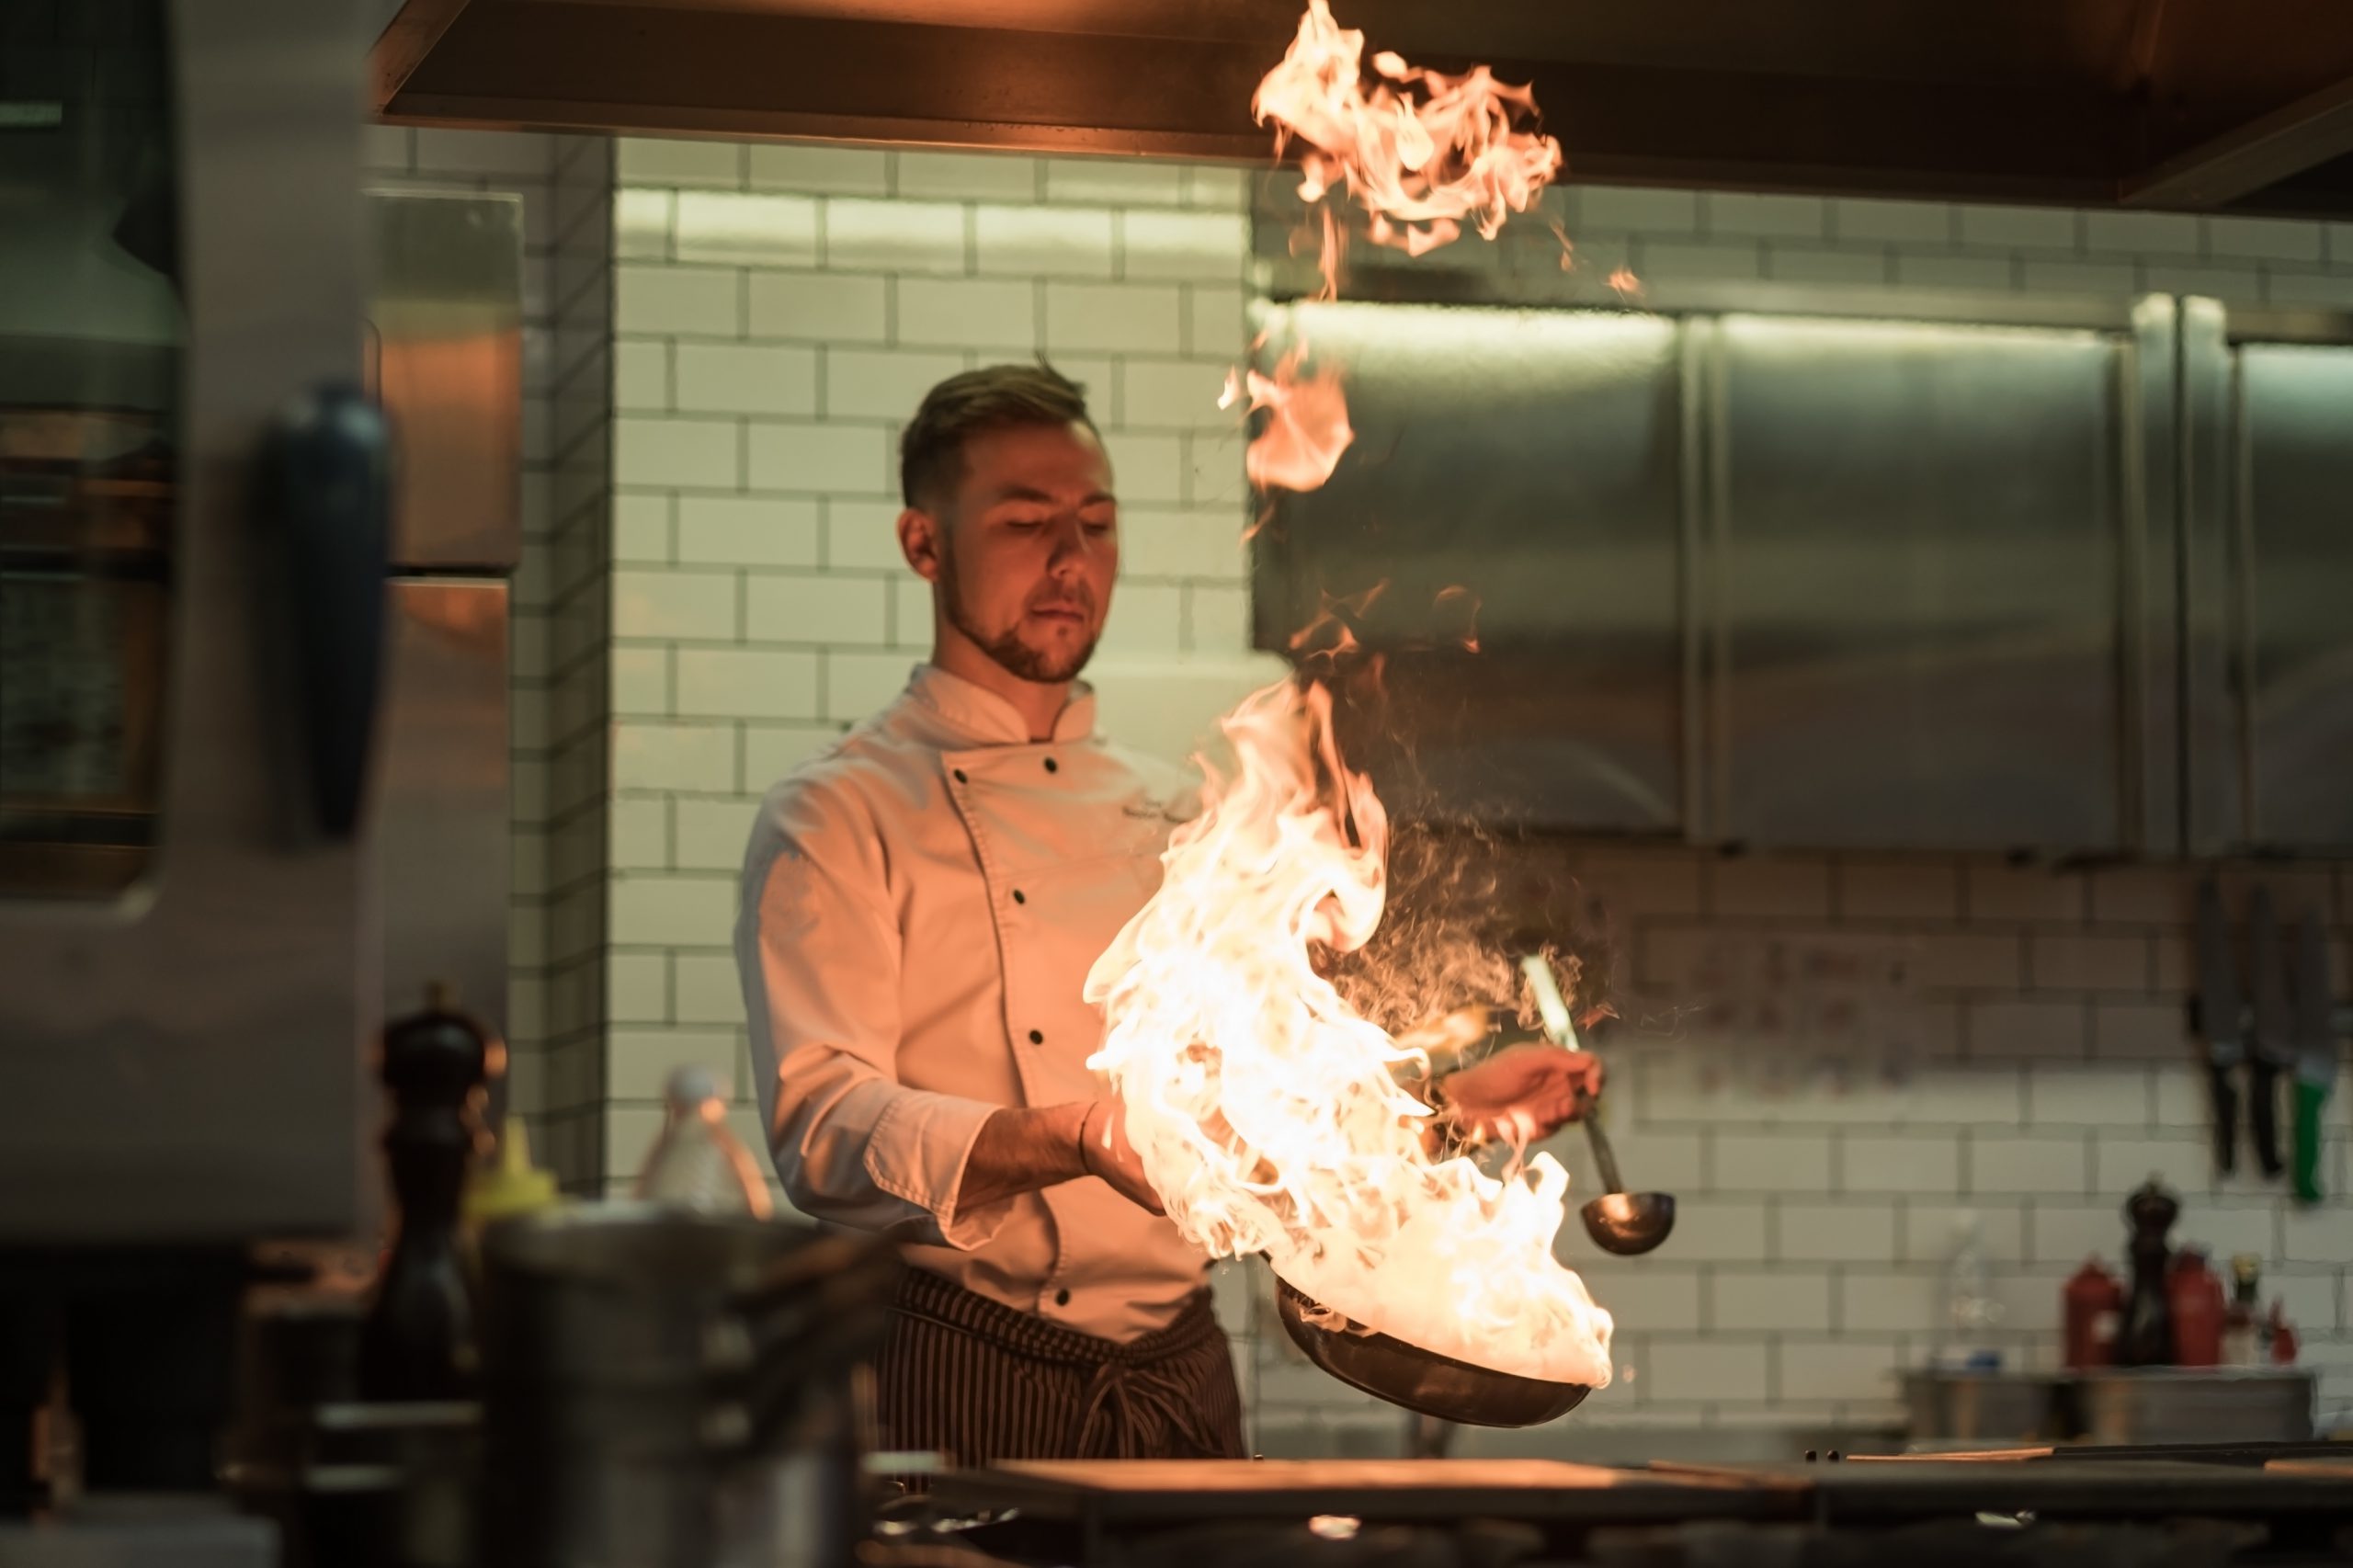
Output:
[{"xmin": 1437, "ymin": 1043, "xmax": 1605, "ymax": 1143}]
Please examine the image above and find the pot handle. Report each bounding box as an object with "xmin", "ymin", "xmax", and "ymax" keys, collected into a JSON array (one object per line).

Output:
[
  {"xmin": 704, "ymin": 1247, "xmax": 902, "ymax": 1458},
  {"xmin": 715, "ymin": 1312, "xmax": 895, "ymax": 1457},
  {"xmin": 726, "ymin": 1231, "xmax": 898, "ymax": 1318},
  {"xmin": 703, "ymin": 1237, "xmax": 901, "ymax": 1369}
]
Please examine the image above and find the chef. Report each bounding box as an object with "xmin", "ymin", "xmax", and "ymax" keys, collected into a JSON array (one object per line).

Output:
[{"xmin": 735, "ymin": 363, "xmax": 1602, "ymax": 1467}]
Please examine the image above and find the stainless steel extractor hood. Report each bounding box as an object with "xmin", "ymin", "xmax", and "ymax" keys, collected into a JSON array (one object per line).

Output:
[{"xmin": 369, "ymin": 0, "xmax": 2353, "ymax": 217}]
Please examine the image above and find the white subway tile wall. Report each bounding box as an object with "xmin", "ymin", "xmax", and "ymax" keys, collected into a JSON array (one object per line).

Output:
[
  {"xmin": 408, "ymin": 127, "xmax": 2353, "ymax": 1446},
  {"xmin": 1485, "ymin": 844, "xmax": 2353, "ymax": 1441}
]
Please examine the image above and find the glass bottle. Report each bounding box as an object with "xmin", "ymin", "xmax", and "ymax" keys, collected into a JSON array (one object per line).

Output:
[
  {"xmin": 1937, "ymin": 1212, "xmax": 2004, "ymax": 1369},
  {"xmin": 635, "ymin": 1065, "xmax": 774, "ymax": 1217},
  {"xmin": 2222, "ymin": 1255, "xmax": 2263, "ymax": 1368}
]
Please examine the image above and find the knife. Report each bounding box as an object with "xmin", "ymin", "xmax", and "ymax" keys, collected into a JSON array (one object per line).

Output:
[
  {"xmin": 2193, "ymin": 881, "xmax": 2244, "ymax": 1177},
  {"xmin": 2291, "ymin": 910, "xmax": 2336, "ymax": 1205},
  {"xmin": 2247, "ymin": 887, "xmax": 2293, "ymax": 1180}
]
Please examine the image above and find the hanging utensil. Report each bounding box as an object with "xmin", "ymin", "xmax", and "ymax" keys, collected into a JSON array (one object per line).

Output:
[
  {"xmin": 2291, "ymin": 911, "xmax": 2336, "ymax": 1206},
  {"xmin": 2194, "ymin": 881, "xmax": 2246, "ymax": 1177},
  {"xmin": 1521, "ymin": 955, "xmax": 1676, "ymax": 1257},
  {"xmin": 2248, "ymin": 887, "xmax": 2293, "ymax": 1181}
]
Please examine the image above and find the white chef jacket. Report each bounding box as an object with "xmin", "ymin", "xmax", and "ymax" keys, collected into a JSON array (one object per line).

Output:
[{"xmin": 736, "ymin": 664, "xmax": 1212, "ymax": 1343}]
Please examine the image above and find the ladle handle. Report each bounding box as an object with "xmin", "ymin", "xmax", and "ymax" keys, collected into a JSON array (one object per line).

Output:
[
  {"xmin": 1576, "ymin": 1090, "xmax": 1628, "ymax": 1196},
  {"xmin": 1521, "ymin": 954, "xmax": 1626, "ymax": 1192},
  {"xmin": 1520, "ymin": 954, "xmax": 1578, "ymax": 1050}
]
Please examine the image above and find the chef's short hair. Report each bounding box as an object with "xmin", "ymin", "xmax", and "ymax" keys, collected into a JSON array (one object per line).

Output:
[{"xmin": 900, "ymin": 361, "xmax": 1097, "ymax": 512}]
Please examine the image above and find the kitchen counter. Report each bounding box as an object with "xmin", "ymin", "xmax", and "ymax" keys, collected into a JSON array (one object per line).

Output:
[{"xmin": 918, "ymin": 1452, "xmax": 2353, "ymax": 1568}]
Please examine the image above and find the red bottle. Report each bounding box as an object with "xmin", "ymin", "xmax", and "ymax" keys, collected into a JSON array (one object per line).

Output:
[
  {"xmin": 2166, "ymin": 1247, "xmax": 2226, "ymax": 1367},
  {"xmin": 2270, "ymin": 1301, "xmax": 2301, "ymax": 1366},
  {"xmin": 2063, "ymin": 1257, "xmax": 2125, "ymax": 1369}
]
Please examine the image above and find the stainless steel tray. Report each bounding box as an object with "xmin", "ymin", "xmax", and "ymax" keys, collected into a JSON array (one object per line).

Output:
[{"xmin": 1902, "ymin": 1367, "xmax": 2315, "ymax": 1446}]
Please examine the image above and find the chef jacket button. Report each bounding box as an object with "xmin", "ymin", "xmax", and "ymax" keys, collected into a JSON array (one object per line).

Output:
[
  {"xmin": 1044, "ymin": 756, "xmax": 1059, "ymax": 773},
  {"xmin": 1054, "ymin": 1288, "xmax": 1072, "ymax": 1306},
  {"xmin": 952, "ymin": 768, "xmax": 968, "ymax": 784},
  {"xmin": 1013, "ymin": 889, "xmax": 1027, "ymax": 904},
  {"xmin": 1028, "ymin": 1028, "xmax": 1043, "ymax": 1045}
]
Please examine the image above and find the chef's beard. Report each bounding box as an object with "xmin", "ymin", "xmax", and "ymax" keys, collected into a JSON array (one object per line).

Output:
[{"xmin": 937, "ymin": 540, "xmax": 1101, "ymax": 685}]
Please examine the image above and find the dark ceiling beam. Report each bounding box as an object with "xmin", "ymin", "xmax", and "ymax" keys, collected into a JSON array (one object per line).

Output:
[
  {"xmin": 368, "ymin": 0, "xmax": 2353, "ymax": 215},
  {"xmin": 369, "ymin": 0, "xmax": 472, "ymax": 114},
  {"xmin": 376, "ymin": 3, "xmax": 2123, "ymax": 203},
  {"xmin": 2121, "ymin": 70, "xmax": 2353, "ymax": 208}
]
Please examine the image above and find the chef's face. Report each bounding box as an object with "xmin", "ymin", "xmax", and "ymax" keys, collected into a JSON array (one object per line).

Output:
[{"xmin": 904, "ymin": 419, "xmax": 1119, "ymax": 685}]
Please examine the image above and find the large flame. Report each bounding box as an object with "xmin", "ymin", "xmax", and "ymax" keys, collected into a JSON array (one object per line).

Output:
[
  {"xmin": 1229, "ymin": 0, "xmax": 1568, "ymax": 499},
  {"xmin": 1085, "ymin": 678, "xmax": 1613, "ymax": 1387},
  {"xmin": 1254, "ymin": 0, "xmax": 1564, "ymax": 262},
  {"xmin": 1102, "ymin": 1, "xmax": 1614, "ymax": 1392},
  {"xmin": 1222, "ymin": 343, "xmax": 1356, "ymax": 494}
]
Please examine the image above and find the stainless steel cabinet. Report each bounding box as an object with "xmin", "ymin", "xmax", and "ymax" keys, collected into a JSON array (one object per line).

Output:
[
  {"xmin": 1251, "ymin": 300, "xmax": 1686, "ymax": 831},
  {"xmin": 365, "ymin": 191, "xmax": 521, "ymax": 1075},
  {"xmin": 1251, "ymin": 286, "xmax": 2353, "ymax": 856},
  {"xmin": 1711, "ymin": 315, "xmax": 2135, "ymax": 853},
  {"xmin": 378, "ymin": 579, "xmax": 510, "ymax": 1040},
  {"xmin": 368, "ymin": 191, "xmax": 525, "ymax": 574},
  {"xmin": 2235, "ymin": 343, "xmax": 2353, "ymax": 849},
  {"xmin": 2178, "ymin": 306, "xmax": 2353, "ymax": 854},
  {"xmin": 1250, "ymin": 290, "xmax": 2180, "ymax": 853}
]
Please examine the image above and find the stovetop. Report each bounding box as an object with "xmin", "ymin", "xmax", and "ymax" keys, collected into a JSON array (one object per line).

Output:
[{"xmin": 918, "ymin": 1449, "xmax": 2353, "ymax": 1568}]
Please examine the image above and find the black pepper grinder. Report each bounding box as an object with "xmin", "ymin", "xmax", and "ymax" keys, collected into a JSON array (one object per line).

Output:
[
  {"xmin": 358, "ymin": 985, "xmax": 496, "ymax": 1401},
  {"xmin": 2115, "ymin": 1176, "xmax": 2180, "ymax": 1367}
]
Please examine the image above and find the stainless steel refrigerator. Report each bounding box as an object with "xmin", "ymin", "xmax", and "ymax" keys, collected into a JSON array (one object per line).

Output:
[{"xmin": 366, "ymin": 187, "xmax": 520, "ymax": 1097}]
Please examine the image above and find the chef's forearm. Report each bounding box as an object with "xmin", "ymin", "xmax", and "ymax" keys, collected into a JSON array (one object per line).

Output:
[{"xmin": 955, "ymin": 1101, "xmax": 1093, "ymax": 1211}]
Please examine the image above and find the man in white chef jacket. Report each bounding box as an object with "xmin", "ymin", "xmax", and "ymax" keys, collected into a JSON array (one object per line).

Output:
[{"xmin": 736, "ymin": 364, "xmax": 1601, "ymax": 1465}]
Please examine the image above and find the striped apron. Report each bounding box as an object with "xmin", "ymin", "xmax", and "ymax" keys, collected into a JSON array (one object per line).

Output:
[{"xmin": 874, "ymin": 1266, "xmax": 1246, "ymax": 1466}]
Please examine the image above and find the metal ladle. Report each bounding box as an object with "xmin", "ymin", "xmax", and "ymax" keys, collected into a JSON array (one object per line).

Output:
[{"xmin": 1521, "ymin": 956, "xmax": 1677, "ymax": 1257}]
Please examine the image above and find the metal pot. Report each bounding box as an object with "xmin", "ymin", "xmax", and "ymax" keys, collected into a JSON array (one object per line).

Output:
[
  {"xmin": 226, "ymin": 1296, "xmax": 480, "ymax": 1568},
  {"xmin": 2075, "ymin": 1368, "xmax": 2314, "ymax": 1446},
  {"xmin": 1900, "ymin": 1367, "xmax": 2317, "ymax": 1449},
  {"xmin": 478, "ymin": 1206, "xmax": 888, "ymax": 1386},
  {"xmin": 1901, "ymin": 1370, "xmax": 2069, "ymax": 1444},
  {"xmin": 476, "ymin": 1206, "xmax": 897, "ymax": 1568},
  {"xmin": 1274, "ymin": 1278, "xmax": 1590, "ymax": 1428}
]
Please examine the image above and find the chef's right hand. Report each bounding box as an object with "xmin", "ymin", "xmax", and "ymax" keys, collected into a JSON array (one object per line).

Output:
[{"xmin": 1078, "ymin": 1100, "xmax": 1166, "ymax": 1216}]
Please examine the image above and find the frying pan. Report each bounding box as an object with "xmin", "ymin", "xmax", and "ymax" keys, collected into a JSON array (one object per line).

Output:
[{"xmin": 1273, "ymin": 1277, "xmax": 1591, "ymax": 1427}]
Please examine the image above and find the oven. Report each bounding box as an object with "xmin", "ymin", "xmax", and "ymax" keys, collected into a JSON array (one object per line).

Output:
[{"xmin": 0, "ymin": 0, "xmax": 382, "ymax": 1244}]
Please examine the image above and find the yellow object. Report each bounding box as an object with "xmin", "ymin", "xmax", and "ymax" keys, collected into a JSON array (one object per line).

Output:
[{"xmin": 464, "ymin": 1119, "xmax": 561, "ymax": 1227}]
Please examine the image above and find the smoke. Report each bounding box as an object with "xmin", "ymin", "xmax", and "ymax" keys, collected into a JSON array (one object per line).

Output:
[
  {"xmin": 1318, "ymin": 820, "xmax": 1575, "ymax": 1037},
  {"xmin": 1302, "ymin": 660, "xmax": 1618, "ymax": 1045}
]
